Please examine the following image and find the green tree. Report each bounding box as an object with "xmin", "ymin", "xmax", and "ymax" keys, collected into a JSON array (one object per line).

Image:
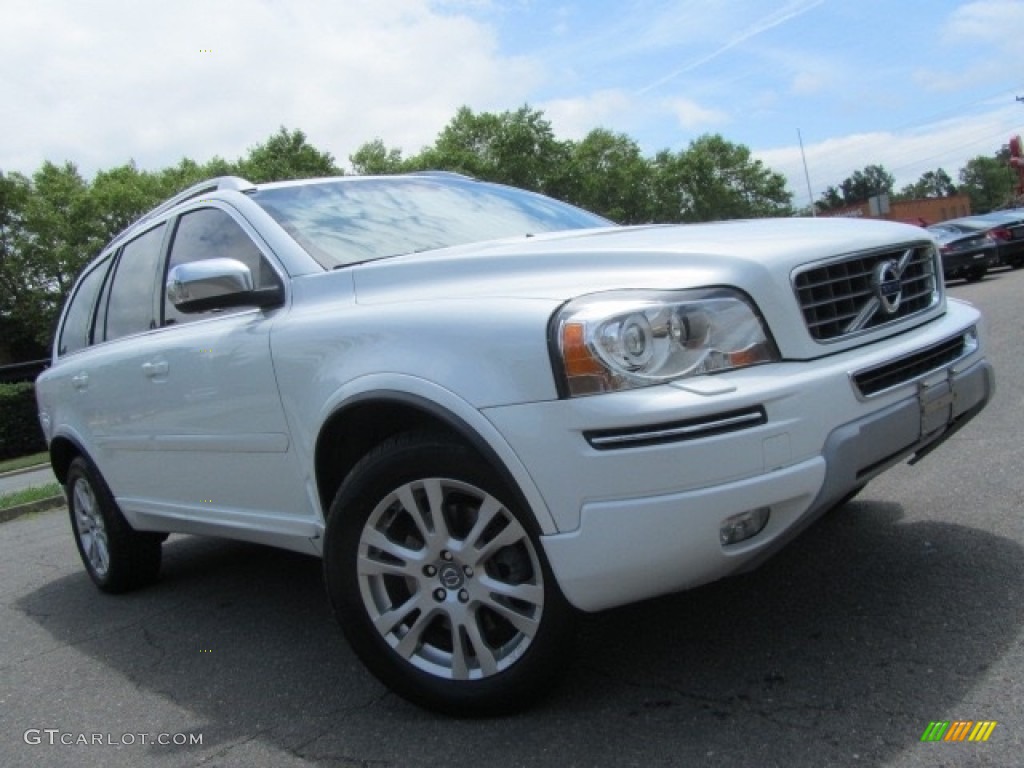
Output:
[
  {"xmin": 89, "ymin": 162, "xmax": 169, "ymax": 237},
  {"xmin": 0, "ymin": 172, "xmax": 30, "ymax": 289},
  {"xmin": 413, "ymin": 105, "xmax": 568, "ymax": 193},
  {"xmin": 816, "ymin": 165, "xmax": 895, "ymax": 211},
  {"xmin": 814, "ymin": 185, "xmax": 845, "ymax": 213},
  {"xmin": 0, "ymin": 171, "xmax": 40, "ymax": 360},
  {"xmin": 349, "ymin": 139, "xmax": 407, "ymax": 175},
  {"xmin": 236, "ymin": 127, "xmax": 341, "ymax": 183},
  {"xmin": 554, "ymin": 129, "xmax": 653, "ymax": 223},
  {"xmin": 157, "ymin": 156, "xmax": 237, "ymax": 194},
  {"xmin": 650, "ymin": 135, "xmax": 793, "ymax": 222},
  {"xmin": 959, "ymin": 154, "xmax": 1017, "ymax": 213},
  {"xmin": 898, "ymin": 168, "xmax": 957, "ymax": 200},
  {"xmin": 839, "ymin": 164, "xmax": 895, "ymax": 204},
  {"xmin": 7, "ymin": 162, "xmax": 103, "ymax": 348}
]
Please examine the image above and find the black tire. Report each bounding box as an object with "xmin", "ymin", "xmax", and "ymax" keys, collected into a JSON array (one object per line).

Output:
[
  {"xmin": 66, "ymin": 456, "xmax": 162, "ymax": 594},
  {"xmin": 965, "ymin": 267, "xmax": 986, "ymax": 283},
  {"xmin": 323, "ymin": 431, "xmax": 575, "ymax": 716}
]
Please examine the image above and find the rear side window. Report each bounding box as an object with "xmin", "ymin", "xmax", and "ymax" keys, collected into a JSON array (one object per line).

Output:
[
  {"xmin": 162, "ymin": 208, "xmax": 278, "ymax": 325},
  {"xmin": 57, "ymin": 254, "xmax": 112, "ymax": 356},
  {"xmin": 102, "ymin": 224, "xmax": 166, "ymax": 341}
]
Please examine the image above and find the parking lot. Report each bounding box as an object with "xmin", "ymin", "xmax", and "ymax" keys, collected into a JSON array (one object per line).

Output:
[{"xmin": 1, "ymin": 269, "xmax": 1021, "ymax": 768}]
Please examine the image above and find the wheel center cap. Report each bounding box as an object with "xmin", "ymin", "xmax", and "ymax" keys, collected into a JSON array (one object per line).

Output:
[{"xmin": 438, "ymin": 563, "xmax": 464, "ymax": 590}]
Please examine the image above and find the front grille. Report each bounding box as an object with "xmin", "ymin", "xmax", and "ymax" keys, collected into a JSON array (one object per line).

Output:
[
  {"xmin": 794, "ymin": 243, "xmax": 939, "ymax": 342},
  {"xmin": 852, "ymin": 335, "xmax": 966, "ymax": 397}
]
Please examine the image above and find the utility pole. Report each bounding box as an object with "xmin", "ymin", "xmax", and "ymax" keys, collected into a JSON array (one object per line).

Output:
[{"xmin": 797, "ymin": 129, "xmax": 815, "ymax": 217}]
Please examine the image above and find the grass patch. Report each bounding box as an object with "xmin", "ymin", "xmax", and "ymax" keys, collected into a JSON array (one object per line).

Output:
[
  {"xmin": 0, "ymin": 451, "xmax": 50, "ymax": 474},
  {"xmin": 0, "ymin": 482, "xmax": 63, "ymax": 510}
]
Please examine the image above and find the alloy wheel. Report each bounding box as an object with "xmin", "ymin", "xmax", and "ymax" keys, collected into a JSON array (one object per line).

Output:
[{"xmin": 356, "ymin": 477, "xmax": 544, "ymax": 681}]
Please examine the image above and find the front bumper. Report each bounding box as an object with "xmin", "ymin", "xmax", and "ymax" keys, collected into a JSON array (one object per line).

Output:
[{"xmin": 483, "ymin": 303, "xmax": 993, "ymax": 612}]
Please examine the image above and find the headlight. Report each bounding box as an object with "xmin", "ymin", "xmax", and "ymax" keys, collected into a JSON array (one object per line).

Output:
[{"xmin": 551, "ymin": 288, "xmax": 778, "ymax": 397}]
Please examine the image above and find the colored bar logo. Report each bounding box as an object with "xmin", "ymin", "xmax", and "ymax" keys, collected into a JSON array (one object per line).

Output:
[{"xmin": 920, "ymin": 721, "xmax": 997, "ymax": 742}]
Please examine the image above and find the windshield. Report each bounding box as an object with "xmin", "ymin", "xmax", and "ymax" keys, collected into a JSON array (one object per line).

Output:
[{"xmin": 250, "ymin": 175, "xmax": 611, "ymax": 269}]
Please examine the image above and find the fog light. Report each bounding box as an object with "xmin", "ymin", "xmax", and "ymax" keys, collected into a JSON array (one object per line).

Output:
[{"xmin": 719, "ymin": 507, "xmax": 770, "ymax": 546}]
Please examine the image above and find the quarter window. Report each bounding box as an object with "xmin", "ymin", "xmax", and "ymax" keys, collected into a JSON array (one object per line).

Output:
[{"xmin": 57, "ymin": 254, "xmax": 112, "ymax": 356}]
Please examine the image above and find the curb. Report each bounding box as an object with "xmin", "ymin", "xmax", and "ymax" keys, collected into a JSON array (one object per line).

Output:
[
  {"xmin": 0, "ymin": 462, "xmax": 51, "ymax": 480},
  {"xmin": 0, "ymin": 495, "xmax": 66, "ymax": 524}
]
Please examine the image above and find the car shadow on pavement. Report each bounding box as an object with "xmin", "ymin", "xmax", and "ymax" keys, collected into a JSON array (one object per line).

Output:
[{"xmin": 15, "ymin": 498, "xmax": 1023, "ymax": 767}]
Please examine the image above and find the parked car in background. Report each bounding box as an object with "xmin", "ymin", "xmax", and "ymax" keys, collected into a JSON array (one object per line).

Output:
[
  {"xmin": 36, "ymin": 173, "xmax": 994, "ymax": 715},
  {"xmin": 962, "ymin": 210, "xmax": 1024, "ymax": 269},
  {"xmin": 926, "ymin": 221, "xmax": 999, "ymax": 282}
]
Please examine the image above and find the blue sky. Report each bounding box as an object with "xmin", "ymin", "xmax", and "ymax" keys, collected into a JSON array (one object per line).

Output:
[{"xmin": 2, "ymin": 0, "xmax": 1022, "ymax": 209}]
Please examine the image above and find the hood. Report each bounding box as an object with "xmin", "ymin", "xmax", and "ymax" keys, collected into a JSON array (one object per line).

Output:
[{"xmin": 350, "ymin": 218, "xmax": 934, "ymax": 305}]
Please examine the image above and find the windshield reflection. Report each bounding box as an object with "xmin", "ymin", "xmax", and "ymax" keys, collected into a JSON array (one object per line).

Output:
[{"xmin": 250, "ymin": 176, "xmax": 610, "ymax": 268}]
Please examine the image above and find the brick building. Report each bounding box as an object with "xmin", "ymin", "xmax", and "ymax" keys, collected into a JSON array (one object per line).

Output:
[{"xmin": 820, "ymin": 194, "xmax": 971, "ymax": 226}]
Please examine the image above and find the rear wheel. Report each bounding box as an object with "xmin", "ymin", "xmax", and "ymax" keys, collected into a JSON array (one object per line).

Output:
[
  {"xmin": 323, "ymin": 432, "xmax": 575, "ymax": 715},
  {"xmin": 67, "ymin": 457, "xmax": 162, "ymax": 593}
]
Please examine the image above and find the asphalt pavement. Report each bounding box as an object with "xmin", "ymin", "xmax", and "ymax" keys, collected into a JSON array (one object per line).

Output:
[{"xmin": 1, "ymin": 269, "xmax": 1022, "ymax": 767}]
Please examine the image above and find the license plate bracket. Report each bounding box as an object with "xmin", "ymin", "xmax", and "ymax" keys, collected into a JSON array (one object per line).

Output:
[{"xmin": 919, "ymin": 376, "xmax": 956, "ymax": 437}]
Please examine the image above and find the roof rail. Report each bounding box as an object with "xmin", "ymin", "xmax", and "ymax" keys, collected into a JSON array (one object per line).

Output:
[
  {"xmin": 106, "ymin": 175, "xmax": 256, "ymax": 250},
  {"xmin": 138, "ymin": 176, "xmax": 255, "ymax": 226},
  {"xmin": 406, "ymin": 170, "xmax": 476, "ymax": 181}
]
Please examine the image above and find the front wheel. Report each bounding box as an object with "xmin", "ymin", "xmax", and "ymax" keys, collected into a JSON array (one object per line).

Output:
[{"xmin": 323, "ymin": 432, "xmax": 575, "ymax": 715}]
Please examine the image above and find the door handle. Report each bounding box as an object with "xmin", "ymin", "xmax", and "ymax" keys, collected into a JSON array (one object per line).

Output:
[
  {"xmin": 142, "ymin": 360, "xmax": 169, "ymax": 378},
  {"xmin": 71, "ymin": 372, "xmax": 89, "ymax": 390}
]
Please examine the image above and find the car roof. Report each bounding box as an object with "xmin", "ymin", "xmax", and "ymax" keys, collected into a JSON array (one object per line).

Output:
[{"xmin": 970, "ymin": 209, "xmax": 1024, "ymax": 223}]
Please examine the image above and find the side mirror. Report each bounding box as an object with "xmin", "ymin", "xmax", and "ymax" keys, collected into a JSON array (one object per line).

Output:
[{"xmin": 166, "ymin": 258, "xmax": 283, "ymax": 313}]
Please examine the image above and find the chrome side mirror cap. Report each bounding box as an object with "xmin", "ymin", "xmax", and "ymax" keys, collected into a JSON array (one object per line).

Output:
[{"xmin": 166, "ymin": 258, "xmax": 282, "ymax": 313}]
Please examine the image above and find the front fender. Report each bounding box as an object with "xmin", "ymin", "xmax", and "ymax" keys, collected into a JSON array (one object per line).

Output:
[{"xmin": 306, "ymin": 374, "xmax": 557, "ymax": 535}]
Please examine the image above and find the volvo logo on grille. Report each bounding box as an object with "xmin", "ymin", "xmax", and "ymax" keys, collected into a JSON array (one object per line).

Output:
[
  {"xmin": 843, "ymin": 248, "xmax": 916, "ymax": 334},
  {"xmin": 873, "ymin": 260, "xmax": 903, "ymax": 315}
]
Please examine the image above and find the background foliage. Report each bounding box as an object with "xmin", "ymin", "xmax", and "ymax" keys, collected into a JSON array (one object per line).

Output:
[{"xmin": 0, "ymin": 383, "xmax": 46, "ymax": 460}]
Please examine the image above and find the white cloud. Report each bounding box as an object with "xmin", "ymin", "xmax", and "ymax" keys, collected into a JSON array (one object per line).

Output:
[
  {"xmin": 665, "ymin": 98, "xmax": 730, "ymax": 129},
  {"xmin": 912, "ymin": 64, "xmax": 999, "ymax": 94},
  {"xmin": 914, "ymin": 0, "xmax": 1024, "ymax": 92},
  {"xmin": 943, "ymin": 0, "xmax": 1024, "ymax": 42},
  {"xmin": 541, "ymin": 90, "xmax": 635, "ymax": 140},
  {"xmin": 0, "ymin": 0, "xmax": 540, "ymax": 176},
  {"xmin": 790, "ymin": 71, "xmax": 825, "ymax": 95},
  {"xmin": 541, "ymin": 90, "xmax": 730, "ymax": 149}
]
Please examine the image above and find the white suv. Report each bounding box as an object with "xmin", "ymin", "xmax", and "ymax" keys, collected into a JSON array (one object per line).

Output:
[{"xmin": 36, "ymin": 173, "xmax": 994, "ymax": 714}]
